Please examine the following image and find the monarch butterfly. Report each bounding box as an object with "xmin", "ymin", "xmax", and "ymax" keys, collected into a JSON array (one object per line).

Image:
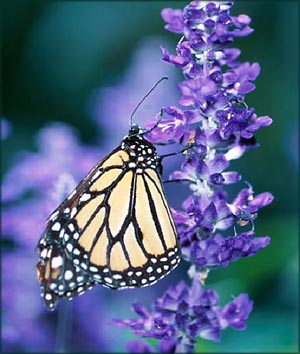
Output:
[{"xmin": 36, "ymin": 110, "xmax": 182, "ymax": 310}]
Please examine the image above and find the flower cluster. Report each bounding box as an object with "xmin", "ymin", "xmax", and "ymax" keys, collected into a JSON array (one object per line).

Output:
[
  {"xmin": 115, "ymin": 1, "xmax": 273, "ymax": 352},
  {"xmin": 114, "ymin": 279, "xmax": 253, "ymax": 353}
]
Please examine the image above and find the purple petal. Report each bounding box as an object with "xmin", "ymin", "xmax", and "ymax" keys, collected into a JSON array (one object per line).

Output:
[
  {"xmin": 161, "ymin": 8, "xmax": 184, "ymax": 33},
  {"xmin": 210, "ymin": 154, "xmax": 229, "ymax": 173},
  {"xmin": 199, "ymin": 326, "xmax": 221, "ymax": 342},
  {"xmin": 126, "ymin": 340, "xmax": 154, "ymax": 353},
  {"xmin": 246, "ymin": 115, "xmax": 273, "ymax": 134},
  {"xmin": 249, "ymin": 236, "xmax": 271, "ymax": 254},
  {"xmin": 233, "ymin": 185, "xmax": 253, "ymax": 206},
  {"xmin": 1, "ymin": 118, "xmax": 12, "ymax": 140},
  {"xmin": 159, "ymin": 337, "xmax": 177, "ymax": 353},
  {"xmin": 248, "ymin": 63, "xmax": 261, "ymax": 80},
  {"xmin": 249, "ymin": 192, "xmax": 274, "ymax": 209},
  {"xmin": 161, "ymin": 44, "xmax": 191, "ymax": 68},
  {"xmin": 133, "ymin": 304, "xmax": 151, "ymax": 319},
  {"xmin": 238, "ymin": 82, "xmax": 256, "ymax": 94},
  {"xmin": 222, "ymin": 171, "xmax": 241, "ymax": 184},
  {"xmin": 232, "ymin": 26, "xmax": 254, "ymax": 37},
  {"xmin": 221, "ymin": 294, "xmax": 253, "ymax": 330},
  {"xmin": 203, "ymin": 202, "xmax": 218, "ymax": 223},
  {"xmin": 237, "ymin": 14, "xmax": 251, "ymax": 25}
]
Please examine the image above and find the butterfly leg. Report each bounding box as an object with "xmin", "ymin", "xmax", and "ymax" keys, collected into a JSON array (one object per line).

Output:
[{"xmin": 158, "ymin": 142, "xmax": 195, "ymax": 160}]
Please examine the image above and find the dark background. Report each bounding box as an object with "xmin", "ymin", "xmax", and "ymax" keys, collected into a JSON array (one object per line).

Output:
[{"xmin": 2, "ymin": 1, "xmax": 299, "ymax": 352}]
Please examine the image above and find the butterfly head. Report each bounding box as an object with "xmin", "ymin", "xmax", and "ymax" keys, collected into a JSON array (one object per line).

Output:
[
  {"xmin": 121, "ymin": 125, "xmax": 160, "ymax": 171},
  {"xmin": 128, "ymin": 124, "xmax": 144, "ymax": 137}
]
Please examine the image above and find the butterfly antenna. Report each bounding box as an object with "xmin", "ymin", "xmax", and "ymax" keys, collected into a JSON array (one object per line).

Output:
[{"xmin": 130, "ymin": 76, "xmax": 169, "ymax": 126}]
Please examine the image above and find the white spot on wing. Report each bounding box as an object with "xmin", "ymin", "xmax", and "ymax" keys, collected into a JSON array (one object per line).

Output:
[
  {"xmin": 113, "ymin": 274, "xmax": 122, "ymax": 279},
  {"xmin": 66, "ymin": 243, "xmax": 73, "ymax": 252},
  {"xmin": 51, "ymin": 222, "xmax": 61, "ymax": 231},
  {"xmin": 67, "ymin": 189, "xmax": 76, "ymax": 199},
  {"xmin": 40, "ymin": 249, "xmax": 47, "ymax": 258},
  {"xmin": 91, "ymin": 170, "xmax": 101, "ymax": 181},
  {"xmin": 70, "ymin": 208, "xmax": 77, "ymax": 218},
  {"xmin": 51, "ymin": 256, "xmax": 63, "ymax": 268},
  {"xmin": 89, "ymin": 266, "xmax": 98, "ymax": 272},
  {"xmin": 45, "ymin": 293, "xmax": 52, "ymax": 300},
  {"xmin": 128, "ymin": 162, "xmax": 136, "ymax": 168},
  {"xmin": 146, "ymin": 266, "xmax": 153, "ymax": 273},
  {"xmin": 64, "ymin": 270, "xmax": 73, "ymax": 280},
  {"xmin": 49, "ymin": 211, "xmax": 59, "ymax": 221},
  {"xmin": 80, "ymin": 193, "xmax": 91, "ymax": 202},
  {"xmin": 104, "ymin": 277, "xmax": 113, "ymax": 284}
]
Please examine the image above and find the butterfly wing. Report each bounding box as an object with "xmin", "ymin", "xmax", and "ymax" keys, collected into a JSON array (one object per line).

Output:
[
  {"xmin": 37, "ymin": 133, "xmax": 181, "ymax": 308},
  {"xmin": 36, "ymin": 233, "xmax": 95, "ymax": 310}
]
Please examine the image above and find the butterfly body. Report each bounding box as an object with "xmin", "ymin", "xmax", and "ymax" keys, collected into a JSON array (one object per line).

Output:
[{"xmin": 37, "ymin": 125, "xmax": 181, "ymax": 309}]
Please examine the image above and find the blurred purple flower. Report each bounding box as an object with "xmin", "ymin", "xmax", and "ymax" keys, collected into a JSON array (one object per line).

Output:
[
  {"xmin": 2, "ymin": 122, "xmax": 113, "ymax": 352},
  {"xmin": 2, "ymin": 251, "xmax": 113, "ymax": 352},
  {"xmin": 2, "ymin": 123, "xmax": 101, "ymax": 249},
  {"xmin": 2, "ymin": 252, "xmax": 55, "ymax": 352},
  {"xmin": 88, "ymin": 37, "xmax": 180, "ymax": 150},
  {"xmin": 126, "ymin": 340, "xmax": 154, "ymax": 353},
  {"xmin": 2, "ymin": 122, "xmax": 100, "ymax": 204},
  {"xmin": 1, "ymin": 118, "xmax": 12, "ymax": 140}
]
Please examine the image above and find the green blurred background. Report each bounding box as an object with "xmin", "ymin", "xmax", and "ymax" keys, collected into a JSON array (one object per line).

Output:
[{"xmin": 2, "ymin": 1, "xmax": 299, "ymax": 352}]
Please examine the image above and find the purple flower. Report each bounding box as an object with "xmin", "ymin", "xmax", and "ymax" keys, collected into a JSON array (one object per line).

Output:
[
  {"xmin": 219, "ymin": 294, "xmax": 253, "ymax": 330},
  {"xmin": 3, "ymin": 2, "xmax": 273, "ymax": 353},
  {"xmin": 161, "ymin": 42, "xmax": 192, "ymax": 68},
  {"xmin": 144, "ymin": 106, "xmax": 202, "ymax": 143},
  {"xmin": 184, "ymin": 231, "xmax": 270, "ymax": 268},
  {"xmin": 114, "ymin": 279, "xmax": 255, "ymax": 352},
  {"xmin": 161, "ymin": 8, "xmax": 184, "ymax": 34},
  {"xmin": 115, "ymin": 2, "xmax": 273, "ymax": 352},
  {"xmin": 228, "ymin": 182, "xmax": 274, "ymax": 220},
  {"xmin": 178, "ymin": 77, "xmax": 217, "ymax": 109}
]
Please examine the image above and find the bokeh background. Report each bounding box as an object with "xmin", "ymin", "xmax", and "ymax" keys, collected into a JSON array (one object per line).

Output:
[{"xmin": 2, "ymin": 1, "xmax": 299, "ymax": 353}]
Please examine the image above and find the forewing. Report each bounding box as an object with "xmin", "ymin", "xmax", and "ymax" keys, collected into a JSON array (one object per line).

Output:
[{"xmin": 62, "ymin": 162, "xmax": 180, "ymax": 289}]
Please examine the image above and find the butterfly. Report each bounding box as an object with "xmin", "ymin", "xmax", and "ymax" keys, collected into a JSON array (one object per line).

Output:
[{"xmin": 36, "ymin": 124, "xmax": 181, "ymax": 310}]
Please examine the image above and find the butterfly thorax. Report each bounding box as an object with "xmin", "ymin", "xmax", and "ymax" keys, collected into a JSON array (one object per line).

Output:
[{"xmin": 121, "ymin": 132, "xmax": 160, "ymax": 171}]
